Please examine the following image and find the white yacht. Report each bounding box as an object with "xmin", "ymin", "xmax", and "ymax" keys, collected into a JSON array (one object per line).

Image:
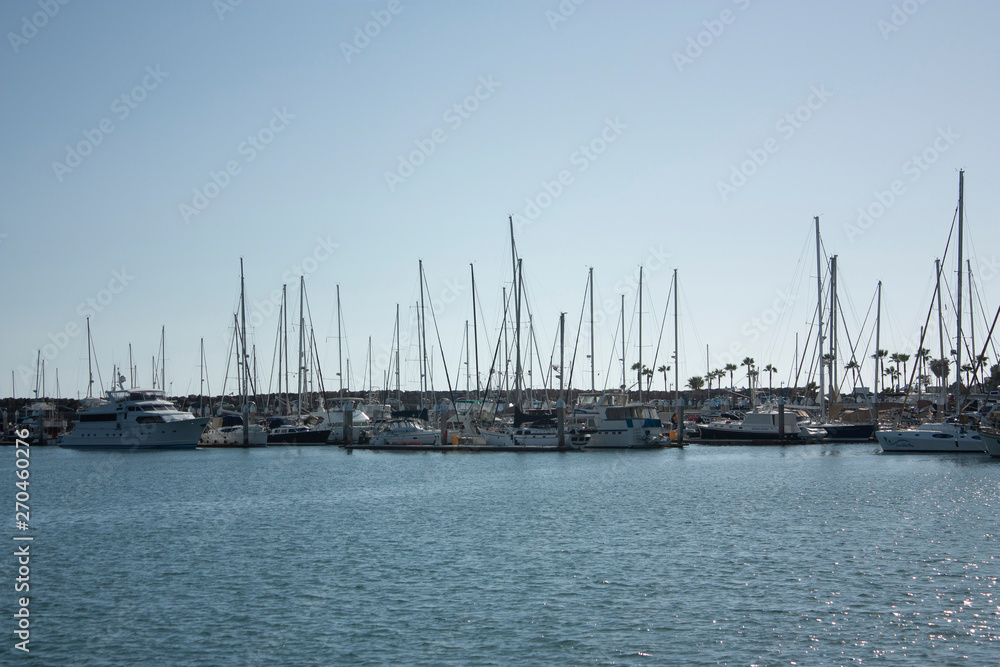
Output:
[
  {"xmin": 368, "ymin": 419, "xmax": 441, "ymax": 447},
  {"xmin": 574, "ymin": 394, "xmax": 671, "ymax": 448},
  {"xmin": 479, "ymin": 425, "xmax": 589, "ymax": 449},
  {"xmin": 200, "ymin": 415, "xmax": 268, "ymax": 447},
  {"xmin": 876, "ymin": 420, "xmax": 985, "ymax": 453},
  {"xmin": 980, "ymin": 427, "xmax": 1000, "ymax": 457},
  {"xmin": 697, "ymin": 410, "xmax": 825, "ymax": 442},
  {"xmin": 60, "ymin": 389, "xmax": 210, "ymax": 449}
]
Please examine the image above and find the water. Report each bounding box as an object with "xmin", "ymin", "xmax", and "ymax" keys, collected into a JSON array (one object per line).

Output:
[{"xmin": 4, "ymin": 444, "xmax": 999, "ymax": 665}]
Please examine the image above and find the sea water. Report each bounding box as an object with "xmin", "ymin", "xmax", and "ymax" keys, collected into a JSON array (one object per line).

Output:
[{"xmin": 4, "ymin": 444, "xmax": 998, "ymax": 665}]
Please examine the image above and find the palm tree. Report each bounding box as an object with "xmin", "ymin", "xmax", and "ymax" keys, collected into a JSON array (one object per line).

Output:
[
  {"xmin": 805, "ymin": 381, "xmax": 818, "ymax": 402},
  {"xmin": 961, "ymin": 363, "xmax": 974, "ymax": 388},
  {"xmin": 724, "ymin": 363, "xmax": 737, "ymax": 406},
  {"xmin": 687, "ymin": 376, "xmax": 704, "ymax": 391},
  {"xmin": 930, "ymin": 357, "xmax": 950, "ymax": 384},
  {"xmin": 896, "ymin": 353, "xmax": 911, "ymax": 390},
  {"xmin": 657, "ymin": 365, "xmax": 669, "ymax": 394},
  {"xmin": 763, "ymin": 364, "xmax": 776, "ymax": 396},
  {"xmin": 741, "ymin": 357, "xmax": 755, "ymax": 391},
  {"xmin": 844, "ymin": 359, "xmax": 861, "ymax": 390},
  {"xmin": 872, "ymin": 349, "xmax": 888, "ymax": 393},
  {"xmin": 643, "ymin": 367, "xmax": 654, "ymax": 391}
]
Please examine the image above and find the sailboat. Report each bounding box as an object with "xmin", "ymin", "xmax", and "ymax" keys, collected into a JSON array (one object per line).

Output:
[
  {"xmin": 201, "ymin": 260, "xmax": 267, "ymax": 447},
  {"xmin": 876, "ymin": 171, "xmax": 985, "ymax": 453}
]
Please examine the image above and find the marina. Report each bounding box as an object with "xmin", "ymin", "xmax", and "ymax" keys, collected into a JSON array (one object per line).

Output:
[{"xmin": 4, "ymin": 2, "xmax": 1000, "ymax": 664}]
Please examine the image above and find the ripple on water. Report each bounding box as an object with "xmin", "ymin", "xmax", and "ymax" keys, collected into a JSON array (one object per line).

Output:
[{"xmin": 9, "ymin": 444, "xmax": 1000, "ymax": 664}]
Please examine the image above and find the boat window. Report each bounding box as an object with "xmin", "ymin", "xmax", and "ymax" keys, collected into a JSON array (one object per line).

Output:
[
  {"xmin": 606, "ymin": 408, "xmax": 624, "ymax": 420},
  {"xmin": 932, "ymin": 433, "xmax": 951, "ymax": 438},
  {"xmin": 80, "ymin": 413, "xmax": 117, "ymax": 422},
  {"xmin": 136, "ymin": 415, "xmax": 165, "ymax": 423}
]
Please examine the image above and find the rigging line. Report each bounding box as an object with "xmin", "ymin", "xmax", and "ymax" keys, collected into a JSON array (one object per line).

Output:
[
  {"xmin": 791, "ymin": 298, "xmax": 818, "ymax": 392},
  {"xmin": 565, "ymin": 272, "xmax": 589, "ymax": 390},
  {"xmin": 303, "ymin": 284, "xmax": 327, "ymax": 397},
  {"xmin": 650, "ymin": 274, "xmax": 673, "ymax": 384},
  {"xmin": 971, "ymin": 274, "xmax": 1000, "ymax": 362},
  {"xmin": 523, "ymin": 289, "xmax": 552, "ymax": 398},
  {"xmin": 421, "ymin": 265, "xmax": 457, "ymax": 406},
  {"xmin": 834, "ymin": 289, "xmax": 869, "ymax": 395},
  {"xmin": 603, "ymin": 302, "xmax": 621, "ymax": 392}
]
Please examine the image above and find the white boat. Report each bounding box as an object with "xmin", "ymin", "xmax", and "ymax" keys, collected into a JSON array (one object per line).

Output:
[
  {"xmin": 479, "ymin": 425, "xmax": 589, "ymax": 449},
  {"xmin": 876, "ymin": 421, "xmax": 985, "ymax": 453},
  {"xmin": 575, "ymin": 394, "xmax": 671, "ymax": 448},
  {"xmin": 368, "ymin": 419, "xmax": 441, "ymax": 447},
  {"xmin": 59, "ymin": 389, "xmax": 210, "ymax": 449},
  {"xmin": 200, "ymin": 415, "xmax": 268, "ymax": 447},
  {"xmin": 980, "ymin": 427, "xmax": 1000, "ymax": 457},
  {"xmin": 697, "ymin": 410, "xmax": 825, "ymax": 442}
]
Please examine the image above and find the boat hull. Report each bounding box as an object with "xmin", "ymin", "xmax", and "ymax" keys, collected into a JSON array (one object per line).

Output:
[
  {"xmin": 697, "ymin": 425, "xmax": 802, "ymax": 442},
  {"xmin": 821, "ymin": 423, "xmax": 876, "ymax": 441},
  {"xmin": 876, "ymin": 429, "xmax": 985, "ymax": 453},
  {"xmin": 60, "ymin": 416, "xmax": 211, "ymax": 450},
  {"xmin": 266, "ymin": 429, "xmax": 333, "ymax": 445},
  {"xmin": 981, "ymin": 428, "xmax": 1000, "ymax": 457}
]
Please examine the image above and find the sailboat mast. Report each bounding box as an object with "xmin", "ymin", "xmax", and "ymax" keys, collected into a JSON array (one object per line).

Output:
[
  {"xmin": 419, "ymin": 261, "xmax": 428, "ymax": 403},
  {"xmin": 199, "ymin": 337, "xmax": 204, "ymax": 414},
  {"xmin": 395, "ymin": 303, "xmax": 401, "ymax": 403},
  {"xmin": 240, "ymin": 259, "xmax": 249, "ymax": 445},
  {"xmin": 297, "ymin": 276, "xmax": 304, "ymax": 414},
  {"xmin": 283, "ymin": 284, "xmax": 289, "ymax": 413},
  {"xmin": 620, "ymin": 294, "xmax": 625, "ymax": 390},
  {"xmin": 465, "ymin": 322, "xmax": 470, "ymax": 395},
  {"xmin": 673, "ymin": 269, "xmax": 679, "ymax": 410},
  {"xmin": 336, "ymin": 283, "xmax": 343, "ymax": 400},
  {"xmin": 515, "ymin": 258, "xmax": 522, "ymax": 407},
  {"xmin": 128, "ymin": 343, "xmax": 134, "ymax": 388},
  {"xmin": 830, "ymin": 254, "xmax": 838, "ymax": 405},
  {"xmin": 502, "ymin": 287, "xmax": 508, "ymax": 396},
  {"xmin": 161, "ymin": 325, "xmax": 166, "ymax": 394},
  {"xmin": 815, "ymin": 216, "xmax": 825, "ymax": 422},
  {"xmin": 589, "ymin": 267, "xmax": 595, "ymax": 392},
  {"xmin": 471, "ymin": 263, "xmax": 480, "ymax": 397},
  {"xmin": 936, "ymin": 258, "xmax": 945, "ymax": 412},
  {"xmin": 875, "ymin": 281, "xmax": 882, "ymax": 414},
  {"xmin": 638, "ymin": 266, "xmax": 643, "ymax": 403},
  {"xmin": 86, "ymin": 317, "xmax": 93, "ymax": 398},
  {"xmin": 954, "ymin": 169, "xmax": 964, "ymax": 416}
]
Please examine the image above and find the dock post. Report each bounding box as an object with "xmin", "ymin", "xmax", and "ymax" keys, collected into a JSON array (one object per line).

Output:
[
  {"xmin": 344, "ymin": 400, "xmax": 353, "ymax": 446},
  {"xmin": 677, "ymin": 398, "xmax": 684, "ymax": 446},
  {"xmin": 778, "ymin": 398, "xmax": 785, "ymax": 441},
  {"xmin": 557, "ymin": 397, "xmax": 565, "ymax": 448}
]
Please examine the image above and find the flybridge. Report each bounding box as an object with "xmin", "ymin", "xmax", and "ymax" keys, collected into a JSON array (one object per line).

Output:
[{"xmin": 106, "ymin": 389, "xmax": 165, "ymax": 402}]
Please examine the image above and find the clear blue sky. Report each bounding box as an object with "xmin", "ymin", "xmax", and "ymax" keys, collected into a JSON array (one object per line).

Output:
[{"xmin": 2, "ymin": 0, "xmax": 998, "ymax": 399}]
